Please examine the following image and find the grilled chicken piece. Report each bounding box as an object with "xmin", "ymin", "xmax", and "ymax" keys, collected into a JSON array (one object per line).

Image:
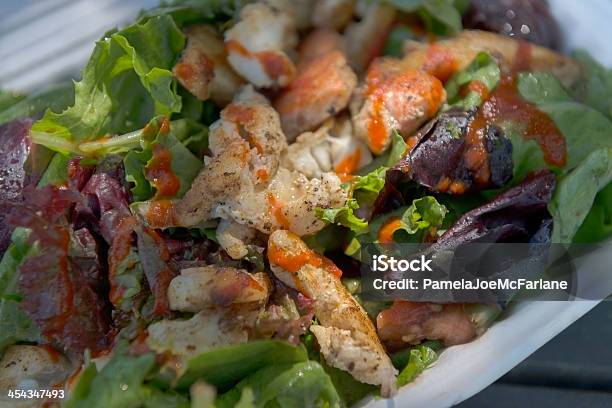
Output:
[
  {"xmin": 216, "ymin": 219, "xmax": 258, "ymax": 260},
  {"xmin": 212, "ymin": 166, "xmax": 346, "ymax": 236},
  {"xmin": 0, "ymin": 345, "xmax": 71, "ymax": 391},
  {"xmin": 146, "ymin": 309, "xmax": 252, "ymax": 358},
  {"xmin": 282, "ymin": 117, "xmax": 371, "ymax": 180},
  {"xmin": 173, "ymin": 85, "xmax": 287, "ymax": 227},
  {"xmin": 344, "ymin": 1, "xmax": 396, "ymax": 72},
  {"xmin": 268, "ymin": 230, "xmax": 397, "ymax": 397},
  {"xmin": 225, "ymin": 3, "xmax": 297, "ymax": 88},
  {"xmin": 377, "ymin": 301, "xmax": 477, "ymax": 351},
  {"xmin": 401, "ymin": 30, "xmax": 583, "ymax": 88},
  {"xmin": 297, "ymin": 29, "xmax": 347, "ymax": 67},
  {"xmin": 172, "ymin": 86, "xmax": 347, "ymax": 237},
  {"xmin": 173, "ymin": 25, "xmax": 243, "ymax": 106},
  {"xmin": 168, "ymin": 266, "xmax": 270, "ymax": 312},
  {"xmin": 352, "ymin": 58, "xmax": 446, "ymax": 155},
  {"xmin": 148, "ymin": 266, "xmax": 270, "ymax": 359},
  {"xmin": 275, "ymin": 30, "xmax": 357, "ymax": 140}
]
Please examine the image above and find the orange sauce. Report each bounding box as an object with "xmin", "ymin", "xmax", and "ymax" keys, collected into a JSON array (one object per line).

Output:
[
  {"xmin": 422, "ymin": 44, "xmax": 458, "ymax": 82},
  {"xmin": 434, "ymin": 176, "xmax": 452, "ymax": 192},
  {"xmin": 513, "ymin": 40, "xmax": 533, "ymax": 72},
  {"xmin": 159, "ymin": 116, "xmax": 170, "ymax": 135},
  {"xmin": 145, "ymin": 199, "xmax": 174, "ymax": 228},
  {"xmin": 378, "ymin": 217, "xmax": 402, "ymax": 243},
  {"xmin": 460, "ymin": 80, "xmax": 490, "ymax": 101},
  {"xmin": 268, "ymin": 234, "xmax": 343, "ymax": 279},
  {"xmin": 224, "ymin": 103, "xmax": 254, "ymax": 124},
  {"xmin": 225, "ymin": 39, "xmax": 250, "ymax": 57},
  {"xmin": 226, "ymin": 39, "xmax": 293, "ymax": 81},
  {"xmin": 257, "ymin": 51, "xmax": 294, "ymax": 79},
  {"xmin": 466, "ymin": 73, "xmax": 567, "ymax": 176},
  {"xmin": 365, "ymin": 66, "xmax": 444, "ymax": 155},
  {"xmin": 335, "ymin": 149, "xmax": 362, "ymax": 181},
  {"xmin": 267, "ymin": 193, "xmax": 291, "ymax": 229},
  {"xmin": 449, "ymin": 181, "xmax": 467, "ymax": 195},
  {"xmin": 368, "ymin": 97, "xmax": 388, "ymax": 154},
  {"xmin": 145, "ymin": 145, "xmax": 180, "ymax": 197},
  {"xmin": 174, "ymin": 62, "xmax": 195, "ymax": 82},
  {"xmin": 247, "ymin": 134, "xmax": 264, "ymax": 154},
  {"xmin": 256, "ymin": 168, "xmax": 269, "ymax": 182},
  {"xmin": 42, "ymin": 345, "xmax": 62, "ymax": 363}
]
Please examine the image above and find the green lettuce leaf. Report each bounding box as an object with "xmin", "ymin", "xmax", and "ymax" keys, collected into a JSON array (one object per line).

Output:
[
  {"xmin": 396, "ymin": 344, "xmax": 438, "ymax": 387},
  {"xmin": 0, "ymin": 82, "xmax": 74, "ymax": 126},
  {"xmin": 216, "ymin": 361, "xmax": 342, "ymax": 408},
  {"xmin": 316, "ymin": 167, "xmax": 387, "ymax": 235},
  {"xmin": 369, "ymin": 196, "xmax": 447, "ymax": 244},
  {"xmin": 445, "ymin": 52, "xmax": 500, "ymax": 110},
  {"xmin": 572, "ymin": 50, "xmax": 612, "ymax": 118},
  {"xmin": 75, "ymin": 116, "xmax": 206, "ymax": 201},
  {"xmin": 383, "ymin": 25, "xmax": 416, "ymax": 58},
  {"xmin": 387, "ymin": 0, "xmax": 463, "ymax": 35},
  {"xmin": 387, "ymin": 131, "xmax": 409, "ymax": 168},
  {"xmin": 316, "ymin": 199, "xmax": 369, "ymax": 235},
  {"xmin": 573, "ymin": 182, "xmax": 612, "ymax": 243},
  {"xmin": 163, "ymin": 340, "xmax": 308, "ymax": 391},
  {"xmin": 345, "ymin": 196, "xmax": 447, "ymax": 259},
  {"xmin": 503, "ymin": 72, "xmax": 612, "ymax": 182},
  {"xmin": 141, "ymin": 387, "xmax": 190, "ymax": 408},
  {"xmin": 65, "ymin": 349, "xmax": 157, "ymax": 408},
  {"xmin": 0, "ymin": 229, "xmax": 40, "ymax": 354},
  {"xmin": 549, "ymin": 148, "xmax": 612, "ymax": 243},
  {"xmin": 141, "ymin": 0, "xmax": 246, "ymax": 28},
  {"xmin": 30, "ymin": 15, "xmax": 185, "ymax": 154},
  {"xmin": 124, "ymin": 116, "xmax": 203, "ymax": 201},
  {"xmin": 395, "ymin": 196, "xmax": 448, "ymax": 240},
  {"xmin": 322, "ymin": 361, "xmax": 377, "ymax": 406},
  {"xmin": 0, "ymin": 152, "xmax": 74, "ymax": 354},
  {"xmin": 111, "ymin": 247, "xmax": 144, "ymax": 311}
]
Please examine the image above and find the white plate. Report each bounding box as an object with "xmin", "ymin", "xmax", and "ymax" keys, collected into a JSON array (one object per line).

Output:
[{"xmin": 364, "ymin": 2, "xmax": 612, "ymax": 406}]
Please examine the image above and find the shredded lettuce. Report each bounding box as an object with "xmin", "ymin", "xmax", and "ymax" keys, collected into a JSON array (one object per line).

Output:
[
  {"xmin": 316, "ymin": 134, "xmax": 408, "ymax": 236},
  {"xmin": 367, "ymin": 196, "xmax": 448, "ymax": 245},
  {"xmin": 316, "ymin": 167, "xmax": 387, "ymax": 235},
  {"xmin": 30, "ymin": 15, "xmax": 185, "ymax": 154},
  {"xmin": 445, "ymin": 52, "xmax": 500, "ymax": 110},
  {"xmin": 395, "ymin": 196, "xmax": 448, "ymax": 240},
  {"xmin": 394, "ymin": 344, "xmax": 439, "ymax": 387}
]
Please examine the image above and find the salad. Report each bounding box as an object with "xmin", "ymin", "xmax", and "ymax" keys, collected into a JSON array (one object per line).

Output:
[{"xmin": 1, "ymin": 0, "xmax": 611, "ymax": 406}]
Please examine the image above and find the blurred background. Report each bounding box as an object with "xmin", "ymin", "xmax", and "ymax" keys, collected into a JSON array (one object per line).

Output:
[
  {"xmin": 1, "ymin": 0, "xmax": 611, "ymax": 407},
  {"xmin": 0, "ymin": 0, "xmax": 156, "ymax": 91}
]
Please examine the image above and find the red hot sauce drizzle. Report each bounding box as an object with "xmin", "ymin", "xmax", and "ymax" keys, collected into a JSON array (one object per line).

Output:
[
  {"xmin": 144, "ymin": 117, "xmax": 180, "ymax": 199},
  {"xmin": 464, "ymin": 41, "xmax": 566, "ymax": 186}
]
